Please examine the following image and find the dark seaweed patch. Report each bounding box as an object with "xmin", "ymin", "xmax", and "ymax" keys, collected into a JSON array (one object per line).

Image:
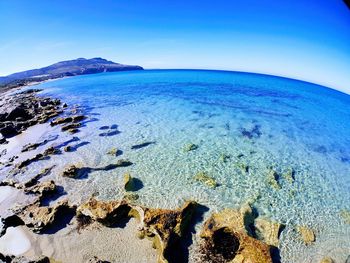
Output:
[
  {"xmin": 241, "ymin": 124, "xmax": 262, "ymax": 139},
  {"xmin": 314, "ymin": 145, "xmax": 327, "ymax": 154}
]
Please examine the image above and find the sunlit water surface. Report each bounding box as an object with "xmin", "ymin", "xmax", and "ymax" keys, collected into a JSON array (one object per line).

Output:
[{"xmin": 1, "ymin": 70, "xmax": 350, "ymax": 262}]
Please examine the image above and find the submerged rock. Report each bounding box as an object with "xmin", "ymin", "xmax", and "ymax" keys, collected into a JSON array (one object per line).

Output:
[
  {"xmin": 320, "ymin": 257, "xmax": 334, "ymax": 263},
  {"xmin": 199, "ymin": 207, "xmax": 273, "ymax": 263},
  {"xmin": 254, "ymin": 217, "xmax": 285, "ymax": 247},
  {"xmin": 235, "ymin": 162, "xmax": 249, "ymax": 174},
  {"xmin": 297, "ymin": 226, "xmax": 315, "ymax": 245},
  {"xmin": 194, "ymin": 171, "xmax": 218, "ymax": 188},
  {"xmin": 240, "ymin": 124, "xmax": 262, "ymax": 139},
  {"xmin": 183, "ymin": 143, "xmax": 198, "ymax": 152},
  {"xmin": 340, "ymin": 209, "xmax": 350, "ymax": 224},
  {"xmin": 124, "ymin": 173, "xmax": 136, "ymax": 191},
  {"xmin": 219, "ymin": 154, "xmax": 231, "ymax": 163},
  {"xmin": 106, "ymin": 147, "xmax": 118, "ymax": 156},
  {"xmin": 266, "ymin": 168, "xmax": 281, "ymax": 190},
  {"xmin": 282, "ymin": 167, "xmax": 295, "ymax": 183}
]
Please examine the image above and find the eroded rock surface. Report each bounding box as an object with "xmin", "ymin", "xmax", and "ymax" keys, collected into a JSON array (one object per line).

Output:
[
  {"xmin": 199, "ymin": 206, "xmax": 274, "ymax": 263},
  {"xmin": 62, "ymin": 164, "xmax": 80, "ymax": 178},
  {"xmin": 136, "ymin": 201, "xmax": 198, "ymax": 263},
  {"xmin": 77, "ymin": 198, "xmax": 130, "ymax": 227},
  {"xmin": 77, "ymin": 198, "xmax": 198, "ymax": 263},
  {"xmin": 14, "ymin": 199, "xmax": 76, "ymax": 233}
]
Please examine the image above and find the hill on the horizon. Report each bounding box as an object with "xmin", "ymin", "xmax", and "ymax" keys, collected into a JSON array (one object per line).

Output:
[{"xmin": 0, "ymin": 57, "xmax": 143, "ymax": 90}]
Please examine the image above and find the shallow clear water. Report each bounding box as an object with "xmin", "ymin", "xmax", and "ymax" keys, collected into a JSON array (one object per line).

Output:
[{"xmin": 1, "ymin": 70, "xmax": 350, "ymax": 262}]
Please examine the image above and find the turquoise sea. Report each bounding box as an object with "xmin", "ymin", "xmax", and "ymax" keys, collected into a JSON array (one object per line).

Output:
[{"xmin": 1, "ymin": 69, "xmax": 350, "ymax": 262}]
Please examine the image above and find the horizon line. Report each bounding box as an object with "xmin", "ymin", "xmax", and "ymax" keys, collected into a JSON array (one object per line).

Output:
[{"xmin": 123, "ymin": 67, "xmax": 350, "ymax": 97}]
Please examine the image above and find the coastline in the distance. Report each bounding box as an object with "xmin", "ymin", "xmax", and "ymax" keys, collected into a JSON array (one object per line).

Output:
[{"xmin": 0, "ymin": 57, "xmax": 143, "ymax": 93}]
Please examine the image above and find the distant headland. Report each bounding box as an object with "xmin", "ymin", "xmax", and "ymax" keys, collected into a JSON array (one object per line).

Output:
[{"xmin": 0, "ymin": 58, "xmax": 143, "ymax": 92}]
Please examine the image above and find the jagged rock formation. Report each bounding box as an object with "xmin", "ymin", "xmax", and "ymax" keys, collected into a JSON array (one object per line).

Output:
[
  {"xmin": 14, "ymin": 199, "xmax": 76, "ymax": 233},
  {"xmin": 1, "ymin": 180, "xmax": 74, "ymax": 234},
  {"xmin": 77, "ymin": 198, "xmax": 198, "ymax": 263},
  {"xmin": 199, "ymin": 205, "xmax": 277, "ymax": 263},
  {"xmin": 0, "ymin": 89, "xmax": 62, "ymax": 140}
]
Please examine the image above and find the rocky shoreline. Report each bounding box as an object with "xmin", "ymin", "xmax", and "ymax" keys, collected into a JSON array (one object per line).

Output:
[
  {"xmin": 0, "ymin": 87, "xmax": 336, "ymax": 263},
  {"xmin": 0, "ymin": 88, "xmax": 62, "ymax": 144}
]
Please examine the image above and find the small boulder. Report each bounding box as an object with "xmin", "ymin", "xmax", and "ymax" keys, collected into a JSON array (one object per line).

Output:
[
  {"xmin": 43, "ymin": 146, "xmax": 61, "ymax": 156},
  {"xmin": 62, "ymin": 165, "xmax": 80, "ymax": 178},
  {"xmin": 61, "ymin": 123, "xmax": 81, "ymax": 131},
  {"xmin": 64, "ymin": 146, "xmax": 72, "ymax": 152},
  {"xmin": 50, "ymin": 116, "xmax": 73, "ymax": 126},
  {"xmin": 107, "ymin": 147, "xmax": 118, "ymax": 156},
  {"xmin": 183, "ymin": 143, "xmax": 198, "ymax": 152},
  {"xmin": 68, "ymin": 128, "xmax": 79, "ymax": 134},
  {"xmin": 72, "ymin": 115, "xmax": 86, "ymax": 122},
  {"xmin": 297, "ymin": 226, "xmax": 315, "ymax": 245},
  {"xmin": 254, "ymin": 217, "xmax": 285, "ymax": 247},
  {"xmin": 340, "ymin": 209, "xmax": 350, "ymax": 224},
  {"xmin": 123, "ymin": 173, "xmax": 140, "ymax": 192},
  {"xmin": 194, "ymin": 171, "xmax": 218, "ymax": 188}
]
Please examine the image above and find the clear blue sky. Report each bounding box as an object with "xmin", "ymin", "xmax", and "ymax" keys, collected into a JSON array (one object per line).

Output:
[{"xmin": 0, "ymin": 0, "xmax": 350, "ymax": 93}]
